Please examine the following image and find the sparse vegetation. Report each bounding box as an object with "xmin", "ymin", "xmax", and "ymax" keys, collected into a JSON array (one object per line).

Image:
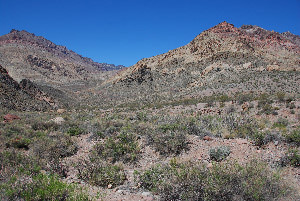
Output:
[
  {"xmin": 1, "ymin": 21, "xmax": 299, "ymax": 200},
  {"xmin": 135, "ymin": 159, "xmax": 290, "ymax": 200},
  {"xmin": 209, "ymin": 146, "xmax": 231, "ymax": 161},
  {"xmin": 77, "ymin": 159, "xmax": 126, "ymax": 188},
  {"xmin": 92, "ymin": 131, "xmax": 140, "ymax": 163},
  {"xmin": 280, "ymin": 149, "xmax": 300, "ymax": 167},
  {"xmin": 285, "ymin": 129, "xmax": 300, "ymax": 146}
]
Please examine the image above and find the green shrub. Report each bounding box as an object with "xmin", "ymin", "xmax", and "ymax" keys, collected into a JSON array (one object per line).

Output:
[
  {"xmin": 276, "ymin": 92, "xmax": 285, "ymax": 102},
  {"xmin": 93, "ymin": 120, "xmax": 124, "ymax": 138},
  {"xmin": 78, "ymin": 160, "xmax": 126, "ymax": 188},
  {"xmin": 32, "ymin": 121, "xmax": 59, "ymax": 131},
  {"xmin": 34, "ymin": 134, "xmax": 78, "ymax": 159},
  {"xmin": 33, "ymin": 134, "xmax": 77, "ymax": 176},
  {"xmin": 285, "ymin": 130, "xmax": 300, "ymax": 146},
  {"xmin": 67, "ymin": 126, "xmax": 85, "ymax": 136},
  {"xmin": 147, "ymin": 130, "xmax": 188, "ymax": 156},
  {"xmin": 253, "ymin": 131, "xmax": 266, "ymax": 146},
  {"xmin": 6, "ymin": 136, "xmax": 31, "ymax": 150},
  {"xmin": 287, "ymin": 102, "xmax": 296, "ymax": 109},
  {"xmin": 257, "ymin": 93, "xmax": 273, "ymax": 107},
  {"xmin": 252, "ymin": 131, "xmax": 281, "ymax": 147},
  {"xmin": 218, "ymin": 94, "xmax": 230, "ymax": 103},
  {"xmin": 259, "ymin": 104, "xmax": 275, "ymax": 115},
  {"xmin": 273, "ymin": 118, "xmax": 289, "ymax": 128},
  {"xmin": 237, "ymin": 93, "xmax": 253, "ymax": 105},
  {"xmin": 0, "ymin": 150, "xmax": 41, "ymax": 180},
  {"xmin": 135, "ymin": 160, "xmax": 290, "ymax": 201},
  {"xmin": 233, "ymin": 120, "xmax": 258, "ymax": 138},
  {"xmin": 0, "ymin": 173, "xmax": 89, "ymax": 200},
  {"xmin": 209, "ymin": 146, "xmax": 231, "ymax": 162},
  {"xmin": 158, "ymin": 123, "xmax": 183, "ymax": 132},
  {"xmin": 280, "ymin": 149, "xmax": 300, "ymax": 167},
  {"xmin": 92, "ymin": 131, "xmax": 140, "ymax": 163}
]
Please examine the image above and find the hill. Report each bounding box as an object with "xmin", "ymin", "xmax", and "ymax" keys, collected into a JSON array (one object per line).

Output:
[
  {"xmin": 101, "ymin": 22, "xmax": 299, "ymax": 106},
  {"xmin": 0, "ymin": 29, "xmax": 124, "ymax": 86}
]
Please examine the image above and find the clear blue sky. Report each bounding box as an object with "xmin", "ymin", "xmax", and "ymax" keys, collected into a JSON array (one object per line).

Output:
[{"xmin": 1, "ymin": 0, "xmax": 299, "ymax": 67}]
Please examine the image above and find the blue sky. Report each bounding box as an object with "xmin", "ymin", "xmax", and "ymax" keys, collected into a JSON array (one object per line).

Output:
[{"xmin": 1, "ymin": 0, "xmax": 299, "ymax": 67}]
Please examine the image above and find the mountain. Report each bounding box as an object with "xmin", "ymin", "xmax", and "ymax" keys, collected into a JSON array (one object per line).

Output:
[
  {"xmin": 0, "ymin": 29, "xmax": 124, "ymax": 86},
  {"xmin": 102, "ymin": 22, "xmax": 300, "ymax": 104},
  {"xmin": 0, "ymin": 64, "xmax": 62, "ymax": 111}
]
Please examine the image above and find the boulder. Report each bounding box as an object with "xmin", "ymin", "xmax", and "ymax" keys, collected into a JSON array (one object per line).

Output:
[{"xmin": 203, "ymin": 136, "xmax": 213, "ymax": 141}]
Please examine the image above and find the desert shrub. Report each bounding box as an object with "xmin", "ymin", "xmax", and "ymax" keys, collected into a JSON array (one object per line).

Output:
[
  {"xmin": 32, "ymin": 121, "xmax": 59, "ymax": 131},
  {"xmin": 0, "ymin": 173, "xmax": 89, "ymax": 201},
  {"xmin": 218, "ymin": 94, "xmax": 230, "ymax": 103},
  {"xmin": 136, "ymin": 111, "xmax": 148, "ymax": 121},
  {"xmin": 6, "ymin": 136, "xmax": 31, "ymax": 150},
  {"xmin": 92, "ymin": 131, "xmax": 140, "ymax": 163},
  {"xmin": 205, "ymin": 99, "xmax": 215, "ymax": 107},
  {"xmin": 237, "ymin": 93, "xmax": 253, "ymax": 105},
  {"xmin": 257, "ymin": 93, "xmax": 273, "ymax": 107},
  {"xmin": 285, "ymin": 129, "xmax": 300, "ymax": 146},
  {"xmin": 187, "ymin": 120, "xmax": 210, "ymax": 137},
  {"xmin": 67, "ymin": 126, "xmax": 85, "ymax": 136},
  {"xmin": 158, "ymin": 122, "xmax": 183, "ymax": 132},
  {"xmin": 0, "ymin": 150, "xmax": 41, "ymax": 181},
  {"xmin": 34, "ymin": 134, "xmax": 78, "ymax": 159},
  {"xmin": 252, "ymin": 131, "xmax": 266, "ymax": 146},
  {"xmin": 94, "ymin": 120, "xmax": 124, "ymax": 138},
  {"xmin": 259, "ymin": 103, "xmax": 275, "ymax": 115},
  {"xmin": 273, "ymin": 118, "xmax": 289, "ymax": 128},
  {"xmin": 280, "ymin": 149, "xmax": 300, "ymax": 167},
  {"xmin": 77, "ymin": 159, "xmax": 126, "ymax": 188},
  {"xmin": 252, "ymin": 131, "xmax": 282, "ymax": 146},
  {"xmin": 231, "ymin": 118, "xmax": 258, "ymax": 139},
  {"xmin": 276, "ymin": 92, "xmax": 286, "ymax": 102},
  {"xmin": 209, "ymin": 146, "xmax": 231, "ymax": 162},
  {"xmin": 1, "ymin": 125, "xmax": 35, "ymax": 150},
  {"xmin": 286, "ymin": 102, "xmax": 296, "ymax": 109},
  {"xmin": 33, "ymin": 134, "xmax": 77, "ymax": 176},
  {"xmin": 147, "ymin": 130, "xmax": 188, "ymax": 156},
  {"xmin": 135, "ymin": 160, "xmax": 290, "ymax": 201},
  {"xmin": 285, "ymin": 96, "xmax": 295, "ymax": 103},
  {"xmin": 226, "ymin": 105, "xmax": 236, "ymax": 113}
]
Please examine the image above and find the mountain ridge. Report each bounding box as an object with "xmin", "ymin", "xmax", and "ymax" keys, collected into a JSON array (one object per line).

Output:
[
  {"xmin": 0, "ymin": 29, "xmax": 124, "ymax": 86},
  {"xmin": 95, "ymin": 21, "xmax": 300, "ymax": 106},
  {"xmin": 107, "ymin": 21, "xmax": 299, "ymax": 85}
]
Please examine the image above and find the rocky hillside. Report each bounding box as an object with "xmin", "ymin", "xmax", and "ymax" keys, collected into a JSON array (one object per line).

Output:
[
  {"xmin": 0, "ymin": 29, "xmax": 124, "ymax": 85},
  {"xmin": 0, "ymin": 64, "xmax": 64, "ymax": 111},
  {"xmin": 102, "ymin": 22, "xmax": 299, "ymax": 104}
]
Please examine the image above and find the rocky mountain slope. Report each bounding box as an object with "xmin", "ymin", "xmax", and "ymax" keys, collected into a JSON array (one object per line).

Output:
[
  {"xmin": 0, "ymin": 64, "xmax": 63, "ymax": 111},
  {"xmin": 102, "ymin": 22, "xmax": 299, "ymax": 105},
  {"xmin": 0, "ymin": 29, "xmax": 124, "ymax": 86}
]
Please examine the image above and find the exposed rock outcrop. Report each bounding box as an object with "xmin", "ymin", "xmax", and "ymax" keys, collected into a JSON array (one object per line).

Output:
[{"xmin": 0, "ymin": 65, "xmax": 61, "ymax": 111}]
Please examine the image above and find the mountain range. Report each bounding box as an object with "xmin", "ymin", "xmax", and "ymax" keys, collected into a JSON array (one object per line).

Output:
[
  {"xmin": 0, "ymin": 21, "xmax": 299, "ymax": 109},
  {"xmin": 1, "ymin": 22, "xmax": 300, "ymax": 200}
]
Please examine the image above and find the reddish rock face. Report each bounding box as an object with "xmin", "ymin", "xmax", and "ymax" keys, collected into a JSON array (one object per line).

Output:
[{"xmin": 3, "ymin": 114, "xmax": 20, "ymax": 122}]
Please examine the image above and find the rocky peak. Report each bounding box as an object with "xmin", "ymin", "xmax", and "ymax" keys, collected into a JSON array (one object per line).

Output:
[
  {"xmin": 208, "ymin": 21, "xmax": 237, "ymax": 33},
  {"xmin": 281, "ymin": 31, "xmax": 300, "ymax": 47}
]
